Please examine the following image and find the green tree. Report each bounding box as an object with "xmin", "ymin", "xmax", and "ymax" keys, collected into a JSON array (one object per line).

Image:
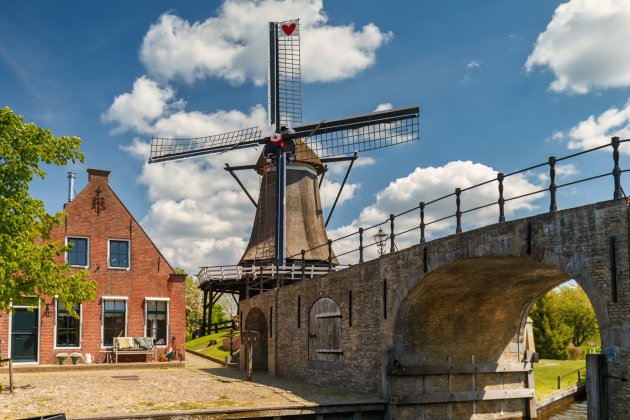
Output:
[
  {"xmin": 530, "ymin": 292, "xmax": 572, "ymax": 360},
  {"xmin": 0, "ymin": 107, "xmax": 96, "ymax": 311},
  {"xmin": 557, "ymin": 286, "xmax": 599, "ymax": 346},
  {"xmin": 178, "ymin": 267, "xmax": 227, "ymax": 336}
]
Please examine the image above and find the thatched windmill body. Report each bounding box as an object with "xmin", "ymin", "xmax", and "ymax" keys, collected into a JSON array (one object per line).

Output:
[{"xmin": 149, "ymin": 19, "xmax": 419, "ymax": 271}]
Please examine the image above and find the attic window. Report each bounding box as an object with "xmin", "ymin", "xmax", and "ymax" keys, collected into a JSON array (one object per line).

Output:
[
  {"xmin": 66, "ymin": 237, "xmax": 89, "ymax": 267},
  {"xmin": 109, "ymin": 239, "xmax": 130, "ymax": 269}
]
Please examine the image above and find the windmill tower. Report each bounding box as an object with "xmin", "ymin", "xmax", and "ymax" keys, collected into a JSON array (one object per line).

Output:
[{"xmin": 149, "ymin": 19, "xmax": 419, "ymax": 295}]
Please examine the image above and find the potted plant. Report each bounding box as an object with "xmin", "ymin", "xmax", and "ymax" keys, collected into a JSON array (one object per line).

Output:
[
  {"xmin": 56, "ymin": 352, "xmax": 68, "ymax": 365},
  {"xmin": 70, "ymin": 352, "xmax": 83, "ymax": 365}
]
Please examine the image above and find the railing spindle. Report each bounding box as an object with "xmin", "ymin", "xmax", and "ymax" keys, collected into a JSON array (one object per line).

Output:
[
  {"xmin": 359, "ymin": 227, "xmax": 364, "ymax": 263},
  {"xmin": 390, "ymin": 214, "xmax": 396, "ymax": 253},
  {"xmin": 549, "ymin": 156, "xmax": 557, "ymax": 212},
  {"xmin": 612, "ymin": 136, "xmax": 623, "ymax": 199},
  {"xmin": 328, "ymin": 239, "xmax": 333, "ymax": 272},
  {"xmin": 455, "ymin": 188, "xmax": 462, "ymax": 233},
  {"xmin": 497, "ymin": 173, "xmax": 505, "ymax": 222},
  {"xmin": 301, "ymin": 249, "xmax": 306, "ymax": 280},
  {"xmin": 419, "ymin": 202, "xmax": 426, "ymax": 243}
]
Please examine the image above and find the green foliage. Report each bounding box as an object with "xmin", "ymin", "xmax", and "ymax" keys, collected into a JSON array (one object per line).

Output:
[
  {"xmin": 179, "ymin": 267, "xmax": 226, "ymax": 335},
  {"xmin": 530, "ymin": 285, "xmax": 600, "ymax": 360},
  {"xmin": 212, "ymin": 302, "xmax": 226, "ymax": 325},
  {"xmin": 556, "ymin": 286, "xmax": 599, "ymax": 346},
  {"xmin": 0, "ymin": 107, "xmax": 96, "ymax": 312},
  {"xmin": 531, "ymin": 293, "xmax": 572, "ymax": 360}
]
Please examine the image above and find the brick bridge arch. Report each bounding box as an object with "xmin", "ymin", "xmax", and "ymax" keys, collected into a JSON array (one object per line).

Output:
[
  {"xmin": 389, "ymin": 255, "xmax": 607, "ymax": 419},
  {"xmin": 238, "ymin": 199, "xmax": 629, "ymax": 419}
]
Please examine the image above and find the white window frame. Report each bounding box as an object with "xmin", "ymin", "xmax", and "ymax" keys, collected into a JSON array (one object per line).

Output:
[
  {"xmin": 53, "ymin": 299, "xmax": 83, "ymax": 350},
  {"xmin": 107, "ymin": 238, "xmax": 131, "ymax": 270},
  {"xmin": 65, "ymin": 236, "xmax": 90, "ymax": 268},
  {"xmin": 144, "ymin": 297, "xmax": 170, "ymax": 348},
  {"xmin": 101, "ymin": 296, "xmax": 128, "ymax": 349}
]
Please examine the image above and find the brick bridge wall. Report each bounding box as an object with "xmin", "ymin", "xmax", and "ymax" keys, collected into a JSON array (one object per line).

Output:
[{"xmin": 239, "ymin": 198, "xmax": 629, "ymax": 419}]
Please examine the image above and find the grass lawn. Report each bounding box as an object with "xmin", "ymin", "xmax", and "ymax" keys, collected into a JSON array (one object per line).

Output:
[
  {"xmin": 186, "ymin": 331, "xmax": 239, "ymax": 361},
  {"xmin": 534, "ymin": 359, "xmax": 586, "ymax": 399}
]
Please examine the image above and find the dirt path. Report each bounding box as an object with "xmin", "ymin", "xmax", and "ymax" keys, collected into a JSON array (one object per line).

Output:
[{"xmin": 0, "ymin": 354, "xmax": 380, "ymax": 419}]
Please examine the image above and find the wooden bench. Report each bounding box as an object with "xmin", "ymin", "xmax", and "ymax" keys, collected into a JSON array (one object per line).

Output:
[{"xmin": 112, "ymin": 337, "xmax": 156, "ymax": 363}]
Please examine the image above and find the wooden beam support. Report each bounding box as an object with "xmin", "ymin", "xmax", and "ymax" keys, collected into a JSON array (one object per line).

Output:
[
  {"xmin": 393, "ymin": 388, "xmax": 535, "ymax": 405},
  {"xmin": 388, "ymin": 362, "xmax": 533, "ymax": 376}
]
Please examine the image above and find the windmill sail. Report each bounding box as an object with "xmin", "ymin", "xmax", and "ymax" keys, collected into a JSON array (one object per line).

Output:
[{"xmin": 270, "ymin": 19, "xmax": 302, "ymax": 128}]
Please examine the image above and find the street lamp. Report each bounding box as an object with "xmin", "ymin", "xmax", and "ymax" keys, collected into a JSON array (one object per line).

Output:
[{"xmin": 374, "ymin": 227, "xmax": 388, "ymax": 256}]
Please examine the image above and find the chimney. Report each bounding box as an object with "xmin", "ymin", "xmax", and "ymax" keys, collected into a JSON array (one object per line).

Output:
[
  {"xmin": 67, "ymin": 172, "xmax": 76, "ymax": 202},
  {"xmin": 87, "ymin": 168, "xmax": 111, "ymax": 183}
]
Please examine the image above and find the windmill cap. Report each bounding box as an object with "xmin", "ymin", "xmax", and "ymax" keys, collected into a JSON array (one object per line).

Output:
[{"xmin": 255, "ymin": 138, "xmax": 325, "ymax": 174}]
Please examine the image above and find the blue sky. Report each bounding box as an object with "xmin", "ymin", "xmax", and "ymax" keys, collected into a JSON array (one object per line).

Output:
[{"xmin": 2, "ymin": 0, "xmax": 630, "ymax": 273}]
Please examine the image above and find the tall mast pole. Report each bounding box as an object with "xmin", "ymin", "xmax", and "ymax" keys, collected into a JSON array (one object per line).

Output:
[{"xmin": 269, "ymin": 22, "xmax": 286, "ymax": 267}]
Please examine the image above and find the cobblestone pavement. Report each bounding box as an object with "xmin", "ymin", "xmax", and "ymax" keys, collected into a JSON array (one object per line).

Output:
[{"xmin": 0, "ymin": 354, "xmax": 381, "ymax": 419}]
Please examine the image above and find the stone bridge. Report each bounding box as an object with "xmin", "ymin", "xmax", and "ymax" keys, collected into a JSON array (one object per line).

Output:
[{"xmin": 239, "ymin": 198, "xmax": 629, "ymax": 419}]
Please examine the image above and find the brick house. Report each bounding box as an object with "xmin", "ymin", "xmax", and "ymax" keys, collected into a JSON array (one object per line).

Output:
[{"xmin": 0, "ymin": 169, "xmax": 186, "ymax": 364}]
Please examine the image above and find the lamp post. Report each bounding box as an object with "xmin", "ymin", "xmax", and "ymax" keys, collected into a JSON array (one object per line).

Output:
[{"xmin": 374, "ymin": 227, "xmax": 388, "ymax": 256}]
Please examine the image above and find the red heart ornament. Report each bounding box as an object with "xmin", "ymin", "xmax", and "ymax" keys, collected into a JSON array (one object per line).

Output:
[{"xmin": 282, "ymin": 22, "xmax": 296, "ymax": 36}]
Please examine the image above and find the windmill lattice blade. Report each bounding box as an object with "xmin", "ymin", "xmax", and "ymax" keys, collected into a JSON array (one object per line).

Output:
[
  {"xmin": 293, "ymin": 106, "xmax": 420, "ymax": 159},
  {"xmin": 148, "ymin": 126, "xmax": 263, "ymax": 163},
  {"xmin": 277, "ymin": 19, "xmax": 302, "ymax": 127}
]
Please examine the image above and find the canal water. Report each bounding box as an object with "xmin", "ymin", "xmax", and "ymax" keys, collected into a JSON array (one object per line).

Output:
[{"xmin": 541, "ymin": 400, "xmax": 587, "ymax": 419}]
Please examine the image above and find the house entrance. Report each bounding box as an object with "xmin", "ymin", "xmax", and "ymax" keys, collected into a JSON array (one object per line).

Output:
[{"xmin": 11, "ymin": 307, "xmax": 39, "ymax": 363}]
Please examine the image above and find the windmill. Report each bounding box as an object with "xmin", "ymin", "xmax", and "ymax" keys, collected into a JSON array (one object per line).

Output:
[{"xmin": 149, "ymin": 19, "xmax": 420, "ymax": 271}]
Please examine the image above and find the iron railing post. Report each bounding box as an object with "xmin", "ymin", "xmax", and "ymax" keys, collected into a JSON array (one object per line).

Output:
[
  {"xmin": 549, "ymin": 156, "xmax": 557, "ymax": 212},
  {"xmin": 419, "ymin": 202, "xmax": 426, "ymax": 243},
  {"xmin": 497, "ymin": 173, "xmax": 505, "ymax": 222},
  {"xmin": 612, "ymin": 136, "xmax": 623, "ymax": 199},
  {"xmin": 328, "ymin": 239, "xmax": 333, "ymax": 272},
  {"xmin": 455, "ymin": 188, "xmax": 462, "ymax": 233},
  {"xmin": 389, "ymin": 214, "xmax": 396, "ymax": 253},
  {"xmin": 301, "ymin": 249, "xmax": 306, "ymax": 280},
  {"xmin": 359, "ymin": 227, "xmax": 364, "ymax": 263}
]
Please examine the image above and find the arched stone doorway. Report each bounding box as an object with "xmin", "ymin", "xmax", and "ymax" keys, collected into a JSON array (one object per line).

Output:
[
  {"xmin": 244, "ymin": 307, "xmax": 268, "ymax": 371},
  {"xmin": 390, "ymin": 255, "xmax": 608, "ymax": 419}
]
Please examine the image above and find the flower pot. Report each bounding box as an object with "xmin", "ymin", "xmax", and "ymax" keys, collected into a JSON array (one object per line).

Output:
[
  {"xmin": 58, "ymin": 358, "xmax": 66, "ymax": 365},
  {"xmin": 71, "ymin": 358, "xmax": 80, "ymax": 365}
]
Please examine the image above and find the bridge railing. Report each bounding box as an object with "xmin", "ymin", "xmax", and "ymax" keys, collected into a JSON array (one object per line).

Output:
[{"xmin": 287, "ymin": 137, "xmax": 629, "ymax": 267}]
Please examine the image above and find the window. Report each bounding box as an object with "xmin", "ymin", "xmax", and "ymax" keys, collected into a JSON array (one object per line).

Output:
[
  {"xmin": 67, "ymin": 237, "xmax": 88, "ymax": 267},
  {"xmin": 103, "ymin": 299, "xmax": 126, "ymax": 346},
  {"xmin": 56, "ymin": 302, "xmax": 80, "ymax": 347},
  {"xmin": 146, "ymin": 300, "xmax": 168, "ymax": 346},
  {"xmin": 109, "ymin": 239, "xmax": 130, "ymax": 269}
]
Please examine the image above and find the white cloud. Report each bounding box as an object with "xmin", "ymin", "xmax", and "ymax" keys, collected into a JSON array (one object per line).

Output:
[
  {"xmin": 319, "ymin": 178, "xmax": 358, "ymax": 209},
  {"xmin": 558, "ymin": 100, "xmax": 630, "ymax": 153},
  {"xmin": 525, "ymin": 0, "xmax": 630, "ymax": 94},
  {"xmin": 101, "ymin": 76, "xmax": 183, "ymax": 133},
  {"xmin": 466, "ymin": 60, "xmax": 481, "ymax": 69},
  {"xmin": 374, "ymin": 103, "xmax": 393, "ymax": 112},
  {"xmin": 328, "ymin": 161, "xmax": 543, "ymax": 263},
  {"xmin": 140, "ymin": 0, "xmax": 391, "ymax": 85}
]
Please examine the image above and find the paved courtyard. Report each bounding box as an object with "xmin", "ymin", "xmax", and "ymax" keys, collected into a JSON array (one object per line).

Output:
[{"xmin": 0, "ymin": 354, "xmax": 381, "ymax": 419}]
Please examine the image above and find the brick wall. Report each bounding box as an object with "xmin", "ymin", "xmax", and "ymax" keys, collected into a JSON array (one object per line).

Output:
[
  {"xmin": 240, "ymin": 198, "xmax": 630, "ymax": 419},
  {"xmin": 0, "ymin": 169, "xmax": 186, "ymax": 365}
]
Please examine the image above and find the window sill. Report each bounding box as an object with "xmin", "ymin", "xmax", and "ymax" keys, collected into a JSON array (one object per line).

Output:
[
  {"xmin": 108, "ymin": 266, "xmax": 130, "ymax": 271},
  {"xmin": 70, "ymin": 265, "xmax": 89, "ymax": 269},
  {"xmin": 54, "ymin": 347, "xmax": 81, "ymax": 350}
]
